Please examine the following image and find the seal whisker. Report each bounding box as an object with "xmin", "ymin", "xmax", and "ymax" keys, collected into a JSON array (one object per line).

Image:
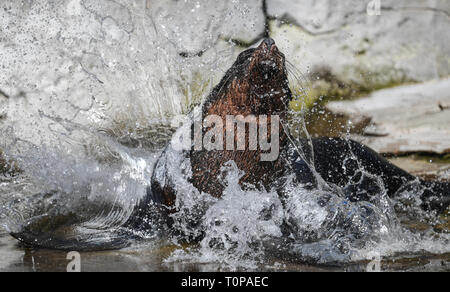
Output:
[
  {"xmin": 285, "ymin": 65, "xmax": 314, "ymax": 108},
  {"xmin": 286, "ymin": 62, "xmax": 311, "ymax": 91},
  {"xmin": 286, "ymin": 61, "xmax": 311, "ymax": 86}
]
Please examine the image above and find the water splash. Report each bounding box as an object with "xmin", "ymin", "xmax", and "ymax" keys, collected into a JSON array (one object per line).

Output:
[
  {"xmin": 160, "ymin": 111, "xmax": 449, "ymax": 269},
  {"xmin": 0, "ymin": 0, "xmax": 251, "ymax": 157},
  {"xmin": 0, "ymin": 0, "xmax": 246, "ymax": 239}
]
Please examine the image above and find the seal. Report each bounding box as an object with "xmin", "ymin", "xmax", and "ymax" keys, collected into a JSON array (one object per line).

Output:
[
  {"xmin": 145, "ymin": 38, "xmax": 449, "ymax": 218},
  {"xmin": 151, "ymin": 38, "xmax": 292, "ymax": 208},
  {"xmin": 11, "ymin": 38, "xmax": 450, "ymax": 251}
]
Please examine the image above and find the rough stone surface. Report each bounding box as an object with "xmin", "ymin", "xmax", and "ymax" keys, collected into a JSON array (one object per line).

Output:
[
  {"xmin": 389, "ymin": 157, "xmax": 450, "ymax": 181},
  {"xmin": 0, "ymin": 0, "xmax": 264, "ymax": 154},
  {"xmin": 0, "ymin": 0, "xmax": 265, "ymax": 124},
  {"xmin": 149, "ymin": 0, "xmax": 265, "ymax": 53},
  {"xmin": 326, "ymin": 78, "xmax": 450, "ymax": 154},
  {"xmin": 268, "ymin": 0, "xmax": 450, "ymax": 86},
  {"xmin": 1, "ymin": 0, "xmax": 449, "ymax": 158}
]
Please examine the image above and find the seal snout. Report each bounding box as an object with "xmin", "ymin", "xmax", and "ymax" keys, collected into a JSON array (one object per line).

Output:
[
  {"xmin": 262, "ymin": 38, "xmax": 276, "ymax": 49},
  {"xmin": 249, "ymin": 38, "xmax": 285, "ymax": 81},
  {"xmin": 258, "ymin": 38, "xmax": 279, "ymax": 55}
]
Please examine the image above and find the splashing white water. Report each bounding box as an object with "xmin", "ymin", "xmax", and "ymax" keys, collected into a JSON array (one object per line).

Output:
[
  {"xmin": 0, "ymin": 0, "xmax": 248, "ymax": 233},
  {"xmin": 0, "ymin": 0, "xmax": 255, "ymax": 159},
  {"xmin": 157, "ymin": 118, "xmax": 449, "ymax": 269}
]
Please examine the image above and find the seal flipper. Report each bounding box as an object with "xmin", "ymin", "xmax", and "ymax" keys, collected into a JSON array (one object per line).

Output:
[
  {"xmin": 10, "ymin": 213, "xmax": 136, "ymax": 251},
  {"xmin": 10, "ymin": 144, "xmax": 181, "ymax": 251},
  {"xmin": 11, "ymin": 229, "xmax": 134, "ymax": 251},
  {"xmin": 124, "ymin": 143, "xmax": 181, "ymax": 232},
  {"xmin": 10, "ymin": 185, "xmax": 171, "ymax": 251},
  {"xmin": 303, "ymin": 137, "xmax": 449, "ymax": 213},
  {"xmin": 123, "ymin": 185, "xmax": 173, "ymax": 232},
  {"xmin": 309, "ymin": 138, "xmax": 413, "ymax": 194}
]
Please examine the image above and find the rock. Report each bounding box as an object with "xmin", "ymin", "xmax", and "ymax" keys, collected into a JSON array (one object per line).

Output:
[
  {"xmin": 0, "ymin": 150, "xmax": 19, "ymax": 175},
  {"xmin": 148, "ymin": 0, "xmax": 265, "ymax": 53},
  {"xmin": 388, "ymin": 157, "xmax": 450, "ymax": 181},
  {"xmin": 0, "ymin": 93, "xmax": 6, "ymax": 121},
  {"xmin": 0, "ymin": 89, "xmax": 8, "ymax": 99},
  {"xmin": 267, "ymin": 0, "xmax": 367, "ymax": 34},
  {"xmin": 268, "ymin": 0, "xmax": 450, "ymax": 88},
  {"xmin": 2, "ymin": 0, "xmax": 449, "ymax": 158},
  {"xmin": 218, "ymin": 0, "xmax": 266, "ymax": 44},
  {"xmin": 326, "ymin": 78, "xmax": 450, "ymax": 155},
  {"xmin": 0, "ymin": 0, "xmax": 261, "ymax": 154}
]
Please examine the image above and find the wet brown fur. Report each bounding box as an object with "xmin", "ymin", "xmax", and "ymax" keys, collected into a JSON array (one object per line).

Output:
[{"xmin": 154, "ymin": 40, "xmax": 293, "ymax": 207}]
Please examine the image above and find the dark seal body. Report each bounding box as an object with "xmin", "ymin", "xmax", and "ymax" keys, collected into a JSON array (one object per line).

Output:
[
  {"xmin": 190, "ymin": 39, "xmax": 292, "ymax": 199},
  {"xmin": 146, "ymin": 38, "xmax": 449, "ymax": 218},
  {"xmin": 151, "ymin": 38, "xmax": 294, "ymax": 208}
]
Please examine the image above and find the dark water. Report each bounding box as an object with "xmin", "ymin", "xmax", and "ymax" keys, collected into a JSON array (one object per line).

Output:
[{"xmin": 1, "ymin": 232, "xmax": 449, "ymax": 272}]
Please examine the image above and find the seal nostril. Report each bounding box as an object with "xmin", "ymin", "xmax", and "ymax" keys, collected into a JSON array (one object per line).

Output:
[{"xmin": 262, "ymin": 38, "xmax": 275, "ymax": 49}]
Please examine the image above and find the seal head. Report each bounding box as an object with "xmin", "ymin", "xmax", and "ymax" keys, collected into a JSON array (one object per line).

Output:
[
  {"xmin": 151, "ymin": 38, "xmax": 294, "ymax": 207},
  {"xmin": 191, "ymin": 38, "xmax": 293, "ymax": 199},
  {"xmin": 203, "ymin": 38, "xmax": 291, "ymax": 118}
]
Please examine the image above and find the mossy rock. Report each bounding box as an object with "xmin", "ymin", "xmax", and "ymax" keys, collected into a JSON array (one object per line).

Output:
[{"xmin": 289, "ymin": 66, "xmax": 408, "ymax": 112}]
